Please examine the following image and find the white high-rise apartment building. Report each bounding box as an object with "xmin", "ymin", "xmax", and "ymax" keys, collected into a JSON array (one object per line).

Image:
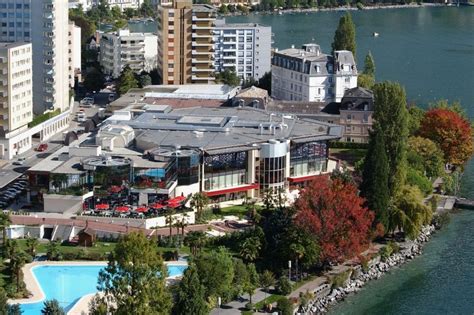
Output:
[
  {"xmin": 214, "ymin": 19, "xmax": 272, "ymax": 81},
  {"xmin": 0, "ymin": 42, "xmax": 34, "ymax": 159},
  {"xmin": 0, "ymin": 0, "xmax": 70, "ymax": 114},
  {"xmin": 69, "ymin": 21, "xmax": 82, "ymax": 87},
  {"xmin": 99, "ymin": 29, "xmax": 157, "ymax": 79},
  {"xmin": 272, "ymin": 44, "xmax": 358, "ymax": 103}
]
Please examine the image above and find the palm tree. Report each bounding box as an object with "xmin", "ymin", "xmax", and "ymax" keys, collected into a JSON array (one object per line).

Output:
[
  {"xmin": 183, "ymin": 231, "xmax": 207, "ymax": 256},
  {"xmin": 46, "ymin": 241, "xmax": 61, "ymax": 261},
  {"xmin": 239, "ymin": 237, "xmax": 261, "ymax": 262},
  {"xmin": 190, "ymin": 193, "xmax": 209, "ymax": 221},
  {"xmin": 10, "ymin": 250, "xmax": 28, "ymax": 293},
  {"xmin": 290, "ymin": 243, "xmax": 305, "ymax": 281},
  {"xmin": 41, "ymin": 299, "xmax": 65, "ymax": 315},
  {"xmin": 165, "ymin": 209, "xmax": 176, "ymax": 237},
  {"xmin": 260, "ymin": 270, "xmax": 276, "ymax": 300},
  {"xmin": 0, "ymin": 212, "xmax": 11, "ymax": 256},
  {"xmin": 26, "ymin": 237, "xmax": 39, "ymax": 257}
]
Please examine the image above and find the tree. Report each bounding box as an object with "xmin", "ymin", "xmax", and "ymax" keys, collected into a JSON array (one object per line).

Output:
[
  {"xmin": 8, "ymin": 303, "xmax": 22, "ymax": 315},
  {"xmin": 239, "ymin": 237, "xmax": 261, "ymax": 262},
  {"xmin": 388, "ymin": 185, "xmax": 432, "ymax": 239},
  {"xmin": 406, "ymin": 166, "xmax": 432, "ymax": 196},
  {"xmin": 41, "ymin": 299, "xmax": 65, "ymax": 315},
  {"xmin": 276, "ymin": 275, "xmax": 292, "ymax": 295},
  {"xmin": 372, "ymin": 81, "xmax": 409, "ymax": 196},
  {"xmin": 138, "ymin": 73, "xmax": 152, "ymax": 88},
  {"xmin": 257, "ymin": 71, "xmax": 271, "ymax": 94},
  {"xmin": 277, "ymin": 297, "xmax": 294, "ymax": 315},
  {"xmin": 140, "ymin": 0, "xmax": 155, "ymax": 17},
  {"xmin": 10, "ymin": 250, "xmax": 29, "ymax": 293},
  {"xmin": 260, "ymin": 270, "xmax": 275, "ymax": 299},
  {"xmin": 295, "ymin": 176, "xmax": 374, "ymax": 263},
  {"xmin": 172, "ymin": 264, "xmax": 208, "ymax": 315},
  {"xmin": 357, "ymin": 73, "xmax": 375, "ymax": 89},
  {"xmin": 407, "ymin": 136, "xmax": 444, "ymax": 178},
  {"xmin": 363, "ymin": 51, "xmax": 375, "ymax": 77},
  {"xmin": 331, "ymin": 13, "xmax": 356, "ymax": 58},
  {"xmin": 88, "ymin": 294, "xmax": 108, "ymax": 315},
  {"xmin": 69, "ymin": 15, "xmax": 96, "ymax": 46},
  {"xmin": 215, "ymin": 69, "xmax": 240, "ymax": 86},
  {"xmin": 218, "ymin": 4, "xmax": 229, "ymax": 14},
  {"xmin": 26, "ymin": 237, "xmax": 39, "ymax": 257},
  {"xmin": 83, "ymin": 68, "xmax": 105, "ymax": 93},
  {"xmin": 97, "ymin": 232, "xmax": 172, "ymax": 314},
  {"xmin": 243, "ymin": 263, "xmax": 259, "ymax": 304},
  {"xmin": 183, "ymin": 231, "xmax": 207, "ymax": 256},
  {"xmin": 165, "ymin": 208, "xmax": 175, "ymax": 237},
  {"xmin": 429, "ymin": 99, "xmax": 467, "ymax": 119},
  {"xmin": 407, "ymin": 105, "xmax": 425, "ymax": 135},
  {"xmin": 46, "ymin": 241, "xmax": 61, "ymax": 261},
  {"xmin": 191, "ymin": 192, "xmax": 209, "ymax": 222},
  {"xmin": 194, "ymin": 247, "xmax": 235, "ymax": 303},
  {"xmin": 0, "ymin": 212, "xmax": 11, "ymax": 256},
  {"xmin": 117, "ymin": 66, "xmax": 139, "ymax": 95},
  {"xmin": 419, "ymin": 108, "xmax": 473, "ymax": 166},
  {"xmin": 361, "ymin": 124, "xmax": 390, "ymax": 229}
]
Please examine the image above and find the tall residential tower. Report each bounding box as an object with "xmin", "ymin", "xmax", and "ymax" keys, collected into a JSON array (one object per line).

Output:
[{"xmin": 0, "ymin": 0, "xmax": 70, "ymax": 114}]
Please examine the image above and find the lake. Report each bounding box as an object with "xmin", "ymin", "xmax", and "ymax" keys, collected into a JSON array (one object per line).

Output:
[{"xmin": 229, "ymin": 6, "xmax": 474, "ymax": 315}]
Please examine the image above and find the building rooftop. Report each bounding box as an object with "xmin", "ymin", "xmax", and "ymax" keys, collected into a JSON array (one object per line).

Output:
[
  {"xmin": 108, "ymin": 85, "xmax": 239, "ymax": 112},
  {"xmin": 215, "ymin": 19, "xmax": 268, "ymax": 28},
  {"xmin": 105, "ymin": 106, "xmax": 342, "ymax": 154},
  {"xmin": 0, "ymin": 42, "xmax": 30, "ymax": 50},
  {"xmin": 237, "ymin": 86, "xmax": 269, "ymax": 99}
]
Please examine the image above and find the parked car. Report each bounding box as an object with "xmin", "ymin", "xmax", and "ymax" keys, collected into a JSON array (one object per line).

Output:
[
  {"xmin": 12, "ymin": 157, "xmax": 26, "ymax": 165},
  {"xmin": 36, "ymin": 143, "xmax": 48, "ymax": 152},
  {"xmin": 108, "ymin": 93, "xmax": 115, "ymax": 102},
  {"xmin": 80, "ymin": 97, "xmax": 94, "ymax": 106}
]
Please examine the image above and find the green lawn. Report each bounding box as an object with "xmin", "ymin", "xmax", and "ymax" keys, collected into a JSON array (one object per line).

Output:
[
  {"xmin": 254, "ymin": 294, "xmax": 284, "ymax": 310},
  {"xmin": 220, "ymin": 204, "xmax": 261, "ymax": 217}
]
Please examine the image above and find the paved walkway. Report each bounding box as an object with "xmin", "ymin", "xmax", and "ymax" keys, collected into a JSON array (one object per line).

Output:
[{"xmin": 210, "ymin": 288, "xmax": 269, "ymax": 315}]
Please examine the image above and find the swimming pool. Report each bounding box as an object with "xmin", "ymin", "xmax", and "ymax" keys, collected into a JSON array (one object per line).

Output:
[{"xmin": 20, "ymin": 264, "xmax": 187, "ymax": 314}]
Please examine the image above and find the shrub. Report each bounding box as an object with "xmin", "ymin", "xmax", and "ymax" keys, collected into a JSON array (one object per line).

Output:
[
  {"xmin": 329, "ymin": 141, "xmax": 368, "ymax": 149},
  {"xmin": 359, "ymin": 255, "xmax": 370, "ymax": 273},
  {"xmin": 277, "ymin": 297, "xmax": 293, "ymax": 315},
  {"xmin": 407, "ymin": 167, "xmax": 432, "ymax": 196},
  {"xmin": 433, "ymin": 212, "xmax": 450, "ymax": 229},
  {"xmin": 245, "ymin": 302, "xmax": 254, "ymax": 311},
  {"xmin": 356, "ymin": 2, "xmax": 364, "ymax": 9},
  {"xmin": 331, "ymin": 270, "xmax": 350, "ymax": 289},
  {"xmin": 387, "ymin": 241, "xmax": 400, "ymax": 254},
  {"xmin": 379, "ymin": 245, "xmax": 393, "ymax": 262},
  {"xmin": 276, "ymin": 275, "xmax": 292, "ymax": 295}
]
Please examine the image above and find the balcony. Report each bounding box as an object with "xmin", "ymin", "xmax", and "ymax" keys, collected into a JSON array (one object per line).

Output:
[
  {"xmin": 192, "ymin": 67, "xmax": 213, "ymax": 73},
  {"xmin": 192, "ymin": 16, "xmax": 215, "ymax": 22},
  {"xmin": 192, "ymin": 58, "xmax": 212, "ymax": 64},
  {"xmin": 192, "ymin": 50, "xmax": 213, "ymax": 55}
]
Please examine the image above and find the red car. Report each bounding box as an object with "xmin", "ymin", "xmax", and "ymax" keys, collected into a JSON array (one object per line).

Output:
[{"xmin": 36, "ymin": 143, "xmax": 48, "ymax": 152}]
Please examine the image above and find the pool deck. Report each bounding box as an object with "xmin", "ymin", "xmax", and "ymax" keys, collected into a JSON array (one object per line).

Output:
[{"xmin": 9, "ymin": 260, "xmax": 187, "ymax": 314}]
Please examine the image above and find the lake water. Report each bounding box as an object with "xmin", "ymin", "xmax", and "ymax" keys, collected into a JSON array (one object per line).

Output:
[{"xmin": 228, "ymin": 7, "xmax": 474, "ymax": 315}]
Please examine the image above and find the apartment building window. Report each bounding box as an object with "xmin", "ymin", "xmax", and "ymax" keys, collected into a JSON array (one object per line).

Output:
[
  {"xmin": 347, "ymin": 114, "xmax": 352, "ymax": 121},
  {"xmin": 363, "ymin": 114, "xmax": 369, "ymax": 123},
  {"xmin": 318, "ymin": 88, "xmax": 321, "ymax": 95}
]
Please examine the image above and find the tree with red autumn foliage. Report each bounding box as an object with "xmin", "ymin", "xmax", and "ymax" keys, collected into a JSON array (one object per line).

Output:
[
  {"xmin": 419, "ymin": 108, "xmax": 473, "ymax": 166},
  {"xmin": 294, "ymin": 176, "xmax": 374, "ymax": 264}
]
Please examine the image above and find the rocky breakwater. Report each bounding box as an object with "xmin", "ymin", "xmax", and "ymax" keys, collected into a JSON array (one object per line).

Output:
[{"xmin": 300, "ymin": 225, "xmax": 436, "ymax": 314}]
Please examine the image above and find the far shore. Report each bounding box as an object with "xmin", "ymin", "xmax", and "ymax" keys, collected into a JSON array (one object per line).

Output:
[{"xmin": 222, "ymin": 2, "xmax": 447, "ymax": 17}]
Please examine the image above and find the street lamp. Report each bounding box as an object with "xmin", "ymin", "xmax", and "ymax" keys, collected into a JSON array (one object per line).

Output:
[
  {"xmin": 217, "ymin": 296, "xmax": 221, "ymax": 315},
  {"xmin": 288, "ymin": 260, "xmax": 292, "ymax": 281}
]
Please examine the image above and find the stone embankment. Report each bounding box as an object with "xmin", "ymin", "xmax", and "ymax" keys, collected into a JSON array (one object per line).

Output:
[{"xmin": 300, "ymin": 225, "xmax": 436, "ymax": 314}]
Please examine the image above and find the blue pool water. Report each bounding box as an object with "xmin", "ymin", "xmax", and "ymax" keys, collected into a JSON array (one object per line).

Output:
[{"xmin": 20, "ymin": 264, "xmax": 187, "ymax": 314}]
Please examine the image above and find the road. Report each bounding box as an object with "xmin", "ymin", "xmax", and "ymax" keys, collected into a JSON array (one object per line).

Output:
[{"xmin": 0, "ymin": 101, "xmax": 100, "ymax": 190}]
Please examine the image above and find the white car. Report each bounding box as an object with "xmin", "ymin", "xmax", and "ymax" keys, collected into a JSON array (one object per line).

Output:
[{"xmin": 13, "ymin": 157, "xmax": 26, "ymax": 165}]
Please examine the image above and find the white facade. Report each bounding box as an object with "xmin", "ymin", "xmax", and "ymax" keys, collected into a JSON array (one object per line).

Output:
[
  {"xmin": 271, "ymin": 44, "xmax": 358, "ymax": 103},
  {"xmin": 99, "ymin": 29, "xmax": 158, "ymax": 79},
  {"xmin": 0, "ymin": 0, "xmax": 71, "ymax": 114},
  {"xmin": 94, "ymin": 0, "xmax": 143, "ymax": 10},
  {"xmin": 68, "ymin": 0, "xmax": 94, "ymax": 10},
  {"xmin": 69, "ymin": 22, "xmax": 82, "ymax": 88},
  {"xmin": 214, "ymin": 20, "xmax": 272, "ymax": 81},
  {"xmin": 0, "ymin": 42, "xmax": 34, "ymax": 159}
]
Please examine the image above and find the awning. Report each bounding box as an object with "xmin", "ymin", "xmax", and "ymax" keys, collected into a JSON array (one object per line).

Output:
[
  {"xmin": 287, "ymin": 175, "xmax": 319, "ymax": 183},
  {"xmin": 168, "ymin": 196, "xmax": 186, "ymax": 204},
  {"xmin": 115, "ymin": 206, "xmax": 129, "ymax": 212},
  {"xmin": 136, "ymin": 206, "xmax": 148, "ymax": 213},
  {"xmin": 149, "ymin": 203, "xmax": 164, "ymax": 209},
  {"xmin": 205, "ymin": 183, "xmax": 259, "ymax": 197},
  {"xmin": 96, "ymin": 204, "xmax": 109, "ymax": 210}
]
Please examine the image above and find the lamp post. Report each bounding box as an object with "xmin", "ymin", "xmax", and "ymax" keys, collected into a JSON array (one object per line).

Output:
[
  {"xmin": 217, "ymin": 296, "xmax": 221, "ymax": 315},
  {"xmin": 288, "ymin": 260, "xmax": 292, "ymax": 281}
]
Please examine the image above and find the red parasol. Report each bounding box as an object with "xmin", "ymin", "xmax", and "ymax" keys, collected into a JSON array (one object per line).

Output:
[
  {"xmin": 135, "ymin": 206, "xmax": 148, "ymax": 213},
  {"xmin": 96, "ymin": 204, "xmax": 109, "ymax": 210},
  {"xmin": 115, "ymin": 206, "xmax": 129, "ymax": 212}
]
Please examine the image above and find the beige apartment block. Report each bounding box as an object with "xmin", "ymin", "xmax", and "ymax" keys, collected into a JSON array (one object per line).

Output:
[
  {"xmin": 158, "ymin": 0, "xmax": 216, "ymax": 84},
  {"xmin": 0, "ymin": 42, "xmax": 34, "ymax": 158}
]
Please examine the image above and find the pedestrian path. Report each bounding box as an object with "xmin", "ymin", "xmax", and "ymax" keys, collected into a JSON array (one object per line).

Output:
[{"xmin": 210, "ymin": 288, "xmax": 268, "ymax": 315}]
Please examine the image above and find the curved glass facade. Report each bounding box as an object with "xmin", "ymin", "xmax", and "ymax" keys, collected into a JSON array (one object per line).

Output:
[
  {"xmin": 259, "ymin": 156, "xmax": 286, "ymax": 191},
  {"xmin": 204, "ymin": 152, "xmax": 248, "ymax": 191},
  {"xmin": 176, "ymin": 154, "xmax": 200, "ymax": 186},
  {"xmin": 92, "ymin": 164, "xmax": 132, "ymax": 187},
  {"xmin": 289, "ymin": 141, "xmax": 328, "ymax": 177}
]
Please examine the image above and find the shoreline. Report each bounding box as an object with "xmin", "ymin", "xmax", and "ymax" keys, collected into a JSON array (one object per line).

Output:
[
  {"xmin": 223, "ymin": 3, "xmax": 446, "ymax": 17},
  {"xmin": 300, "ymin": 225, "xmax": 437, "ymax": 314}
]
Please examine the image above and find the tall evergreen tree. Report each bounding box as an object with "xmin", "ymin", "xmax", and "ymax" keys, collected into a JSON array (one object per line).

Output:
[
  {"xmin": 331, "ymin": 13, "xmax": 356, "ymax": 58},
  {"xmin": 361, "ymin": 124, "xmax": 390, "ymax": 229},
  {"xmin": 117, "ymin": 66, "xmax": 139, "ymax": 95},
  {"xmin": 172, "ymin": 264, "xmax": 208, "ymax": 315},
  {"xmin": 363, "ymin": 51, "xmax": 375, "ymax": 77},
  {"xmin": 41, "ymin": 299, "xmax": 65, "ymax": 315},
  {"xmin": 372, "ymin": 81, "xmax": 409, "ymax": 196}
]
